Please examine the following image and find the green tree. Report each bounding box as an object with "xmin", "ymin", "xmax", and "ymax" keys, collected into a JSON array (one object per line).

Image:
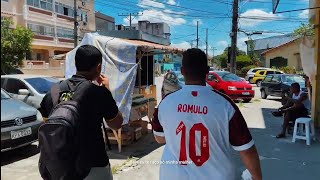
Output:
[
  {"xmin": 236, "ymin": 55, "xmax": 252, "ymax": 70},
  {"xmin": 294, "ymin": 23, "xmax": 315, "ymax": 37},
  {"xmin": 1, "ymin": 19, "xmax": 33, "ymax": 73},
  {"xmin": 247, "ymin": 39, "xmax": 260, "ymax": 65},
  {"xmin": 215, "ymin": 47, "xmax": 248, "ymax": 68}
]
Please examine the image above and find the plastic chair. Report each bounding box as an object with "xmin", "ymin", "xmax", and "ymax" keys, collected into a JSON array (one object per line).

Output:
[{"xmin": 292, "ymin": 117, "xmax": 315, "ymax": 145}]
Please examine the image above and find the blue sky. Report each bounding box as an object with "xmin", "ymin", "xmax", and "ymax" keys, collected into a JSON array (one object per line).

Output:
[{"xmin": 95, "ymin": 0, "xmax": 310, "ymax": 55}]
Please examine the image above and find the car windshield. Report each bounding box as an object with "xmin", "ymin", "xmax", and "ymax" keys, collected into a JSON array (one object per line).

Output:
[
  {"xmin": 1, "ymin": 89, "xmax": 10, "ymax": 100},
  {"xmin": 216, "ymin": 72, "xmax": 242, "ymax": 82},
  {"xmin": 282, "ymin": 75, "xmax": 305, "ymax": 83},
  {"xmin": 25, "ymin": 77, "xmax": 60, "ymax": 94}
]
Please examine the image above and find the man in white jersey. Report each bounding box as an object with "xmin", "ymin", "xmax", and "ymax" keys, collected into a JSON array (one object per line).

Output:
[
  {"xmin": 152, "ymin": 49, "xmax": 262, "ymax": 180},
  {"xmin": 276, "ymin": 83, "xmax": 310, "ymax": 138}
]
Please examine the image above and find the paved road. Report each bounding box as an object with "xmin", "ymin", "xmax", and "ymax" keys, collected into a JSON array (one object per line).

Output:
[{"xmin": 2, "ymin": 76, "xmax": 319, "ymax": 180}]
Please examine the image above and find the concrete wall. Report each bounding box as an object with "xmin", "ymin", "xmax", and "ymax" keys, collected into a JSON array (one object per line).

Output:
[
  {"xmin": 21, "ymin": 68, "xmax": 65, "ymax": 77},
  {"xmin": 264, "ymin": 40, "xmax": 302, "ymax": 70}
]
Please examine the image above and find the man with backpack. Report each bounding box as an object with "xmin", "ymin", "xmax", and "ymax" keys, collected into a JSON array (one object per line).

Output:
[{"xmin": 38, "ymin": 45, "xmax": 123, "ymax": 180}]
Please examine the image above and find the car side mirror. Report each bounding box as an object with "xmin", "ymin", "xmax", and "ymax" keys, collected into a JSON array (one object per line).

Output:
[{"xmin": 18, "ymin": 89, "xmax": 30, "ymax": 96}]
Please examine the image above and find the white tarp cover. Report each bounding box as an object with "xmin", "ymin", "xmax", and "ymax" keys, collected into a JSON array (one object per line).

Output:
[
  {"xmin": 300, "ymin": 37, "xmax": 316, "ymax": 83},
  {"xmin": 66, "ymin": 33, "xmax": 138, "ymax": 124}
]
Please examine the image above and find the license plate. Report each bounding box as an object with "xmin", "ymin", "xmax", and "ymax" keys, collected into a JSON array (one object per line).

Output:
[
  {"xmin": 11, "ymin": 127, "xmax": 32, "ymax": 140},
  {"xmin": 242, "ymin": 92, "xmax": 250, "ymax": 95}
]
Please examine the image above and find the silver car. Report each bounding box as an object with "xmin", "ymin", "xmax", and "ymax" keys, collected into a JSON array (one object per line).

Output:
[
  {"xmin": 1, "ymin": 75, "xmax": 60, "ymax": 109},
  {"xmin": 245, "ymin": 67, "xmax": 271, "ymax": 84},
  {"xmin": 1, "ymin": 89, "xmax": 43, "ymax": 152}
]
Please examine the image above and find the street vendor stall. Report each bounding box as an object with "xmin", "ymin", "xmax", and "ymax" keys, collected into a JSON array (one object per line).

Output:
[{"xmin": 65, "ymin": 33, "xmax": 184, "ymax": 152}]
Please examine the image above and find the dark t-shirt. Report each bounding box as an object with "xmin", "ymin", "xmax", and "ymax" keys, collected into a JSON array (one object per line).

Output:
[{"xmin": 39, "ymin": 75, "xmax": 119, "ymax": 168}]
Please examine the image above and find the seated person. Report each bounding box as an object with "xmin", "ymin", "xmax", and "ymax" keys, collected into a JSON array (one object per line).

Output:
[{"xmin": 276, "ymin": 83, "xmax": 310, "ymax": 138}]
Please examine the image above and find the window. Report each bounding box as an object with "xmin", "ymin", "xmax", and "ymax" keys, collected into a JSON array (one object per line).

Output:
[
  {"xmin": 25, "ymin": 77, "xmax": 59, "ymax": 94},
  {"xmin": 36, "ymin": 53, "xmax": 41, "ymax": 60},
  {"xmin": 1, "ymin": 78, "xmax": 6, "ymax": 88},
  {"xmin": 27, "ymin": 23, "xmax": 54, "ymax": 36},
  {"xmin": 5, "ymin": 79, "xmax": 28, "ymax": 94},
  {"xmin": 271, "ymin": 75, "xmax": 281, "ymax": 83},
  {"xmin": 1, "ymin": 0, "xmax": 9, "ymax": 2},
  {"xmin": 207, "ymin": 74, "xmax": 217, "ymax": 81},
  {"xmin": 27, "ymin": 0, "xmax": 53, "ymax": 11},
  {"xmin": 79, "ymin": 10, "xmax": 88, "ymax": 22},
  {"xmin": 55, "ymin": 2, "xmax": 74, "ymax": 17},
  {"xmin": 266, "ymin": 71, "xmax": 275, "ymax": 75},
  {"xmin": 57, "ymin": 26, "xmax": 74, "ymax": 39},
  {"xmin": 276, "ymin": 71, "xmax": 283, "ymax": 74},
  {"xmin": 263, "ymin": 75, "xmax": 272, "ymax": 82},
  {"xmin": 259, "ymin": 71, "xmax": 265, "ymax": 75}
]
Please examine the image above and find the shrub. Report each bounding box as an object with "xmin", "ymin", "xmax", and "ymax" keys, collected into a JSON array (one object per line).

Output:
[{"xmin": 240, "ymin": 65, "xmax": 257, "ymax": 74}]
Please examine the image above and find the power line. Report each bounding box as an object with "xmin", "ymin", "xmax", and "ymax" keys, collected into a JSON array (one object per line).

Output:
[{"xmin": 118, "ymin": 13, "xmax": 142, "ymax": 29}]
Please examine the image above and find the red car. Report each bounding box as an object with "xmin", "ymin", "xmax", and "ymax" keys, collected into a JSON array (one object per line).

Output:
[{"xmin": 206, "ymin": 71, "xmax": 255, "ymax": 103}]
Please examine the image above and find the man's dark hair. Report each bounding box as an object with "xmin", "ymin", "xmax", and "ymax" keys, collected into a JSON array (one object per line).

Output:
[
  {"xmin": 182, "ymin": 48, "xmax": 208, "ymax": 80},
  {"xmin": 291, "ymin": 82, "xmax": 300, "ymax": 90},
  {"xmin": 75, "ymin": 45, "xmax": 102, "ymax": 72}
]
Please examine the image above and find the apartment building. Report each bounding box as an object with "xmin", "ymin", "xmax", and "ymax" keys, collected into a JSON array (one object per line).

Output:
[
  {"xmin": 95, "ymin": 12, "xmax": 115, "ymax": 34},
  {"xmin": 1, "ymin": 0, "xmax": 95, "ymax": 62}
]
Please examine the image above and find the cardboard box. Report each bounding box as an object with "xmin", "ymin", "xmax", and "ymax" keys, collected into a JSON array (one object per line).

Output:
[
  {"xmin": 134, "ymin": 127, "xmax": 142, "ymax": 141},
  {"xmin": 130, "ymin": 120, "xmax": 149, "ymax": 135}
]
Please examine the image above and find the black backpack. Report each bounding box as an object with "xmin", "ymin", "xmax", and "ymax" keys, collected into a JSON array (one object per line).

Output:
[{"xmin": 38, "ymin": 80, "xmax": 91, "ymax": 180}]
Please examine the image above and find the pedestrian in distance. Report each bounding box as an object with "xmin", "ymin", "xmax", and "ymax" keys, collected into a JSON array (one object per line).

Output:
[
  {"xmin": 152, "ymin": 48, "xmax": 262, "ymax": 180},
  {"xmin": 38, "ymin": 45, "xmax": 123, "ymax": 180}
]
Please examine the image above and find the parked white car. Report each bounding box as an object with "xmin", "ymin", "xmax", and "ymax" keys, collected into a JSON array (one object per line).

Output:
[
  {"xmin": 1, "ymin": 75, "xmax": 60, "ymax": 109},
  {"xmin": 245, "ymin": 67, "xmax": 271, "ymax": 84}
]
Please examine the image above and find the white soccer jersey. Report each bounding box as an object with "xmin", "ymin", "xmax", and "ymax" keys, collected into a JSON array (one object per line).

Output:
[{"xmin": 152, "ymin": 85, "xmax": 254, "ymax": 180}]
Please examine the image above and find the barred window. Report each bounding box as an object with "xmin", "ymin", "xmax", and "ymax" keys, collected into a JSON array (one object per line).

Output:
[
  {"xmin": 55, "ymin": 2, "xmax": 74, "ymax": 18},
  {"xmin": 27, "ymin": 23, "xmax": 54, "ymax": 36},
  {"xmin": 27, "ymin": 0, "xmax": 53, "ymax": 11},
  {"xmin": 57, "ymin": 27, "xmax": 74, "ymax": 39}
]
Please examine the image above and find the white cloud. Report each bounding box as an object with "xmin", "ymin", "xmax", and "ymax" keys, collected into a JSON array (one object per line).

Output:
[
  {"xmin": 299, "ymin": 10, "xmax": 309, "ymax": 18},
  {"xmin": 239, "ymin": 9, "xmax": 282, "ymax": 27},
  {"xmin": 123, "ymin": 9, "xmax": 186, "ymax": 26},
  {"xmin": 138, "ymin": 0, "xmax": 165, "ymax": 8},
  {"xmin": 217, "ymin": 40, "xmax": 228, "ymax": 47},
  {"xmin": 171, "ymin": 41, "xmax": 191, "ymax": 49},
  {"xmin": 192, "ymin": 19, "xmax": 203, "ymax": 26},
  {"xmin": 167, "ymin": 0, "xmax": 177, "ymax": 5}
]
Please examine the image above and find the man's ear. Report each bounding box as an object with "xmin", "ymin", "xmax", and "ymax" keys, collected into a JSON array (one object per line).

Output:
[{"xmin": 97, "ymin": 63, "xmax": 102, "ymax": 73}]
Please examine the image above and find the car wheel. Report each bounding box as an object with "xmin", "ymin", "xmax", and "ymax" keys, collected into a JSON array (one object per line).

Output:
[
  {"xmin": 243, "ymin": 99, "xmax": 252, "ymax": 103},
  {"xmin": 249, "ymin": 78, "xmax": 254, "ymax": 84},
  {"xmin": 261, "ymin": 89, "xmax": 267, "ymax": 99},
  {"xmin": 256, "ymin": 80, "xmax": 262, "ymax": 87}
]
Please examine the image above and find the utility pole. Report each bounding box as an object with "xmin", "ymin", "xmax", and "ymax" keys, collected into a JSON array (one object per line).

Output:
[
  {"xmin": 230, "ymin": 0, "xmax": 239, "ymax": 74},
  {"xmin": 205, "ymin": 28, "xmax": 208, "ymax": 57},
  {"xmin": 74, "ymin": 0, "xmax": 78, "ymax": 48},
  {"xmin": 118, "ymin": 13, "xmax": 142, "ymax": 30},
  {"xmin": 196, "ymin": 21, "xmax": 199, "ymax": 48}
]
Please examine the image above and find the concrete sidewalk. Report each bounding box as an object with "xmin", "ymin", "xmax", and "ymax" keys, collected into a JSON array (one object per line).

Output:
[{"xmin": 113, "ymin": 97, "xmax": 320, "ymax": 180}]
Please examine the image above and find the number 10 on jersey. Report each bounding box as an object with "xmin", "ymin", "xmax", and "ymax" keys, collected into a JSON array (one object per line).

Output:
[{"xmin": 176, "ymin": 121, "xmax": 209, "ymax": 166}]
